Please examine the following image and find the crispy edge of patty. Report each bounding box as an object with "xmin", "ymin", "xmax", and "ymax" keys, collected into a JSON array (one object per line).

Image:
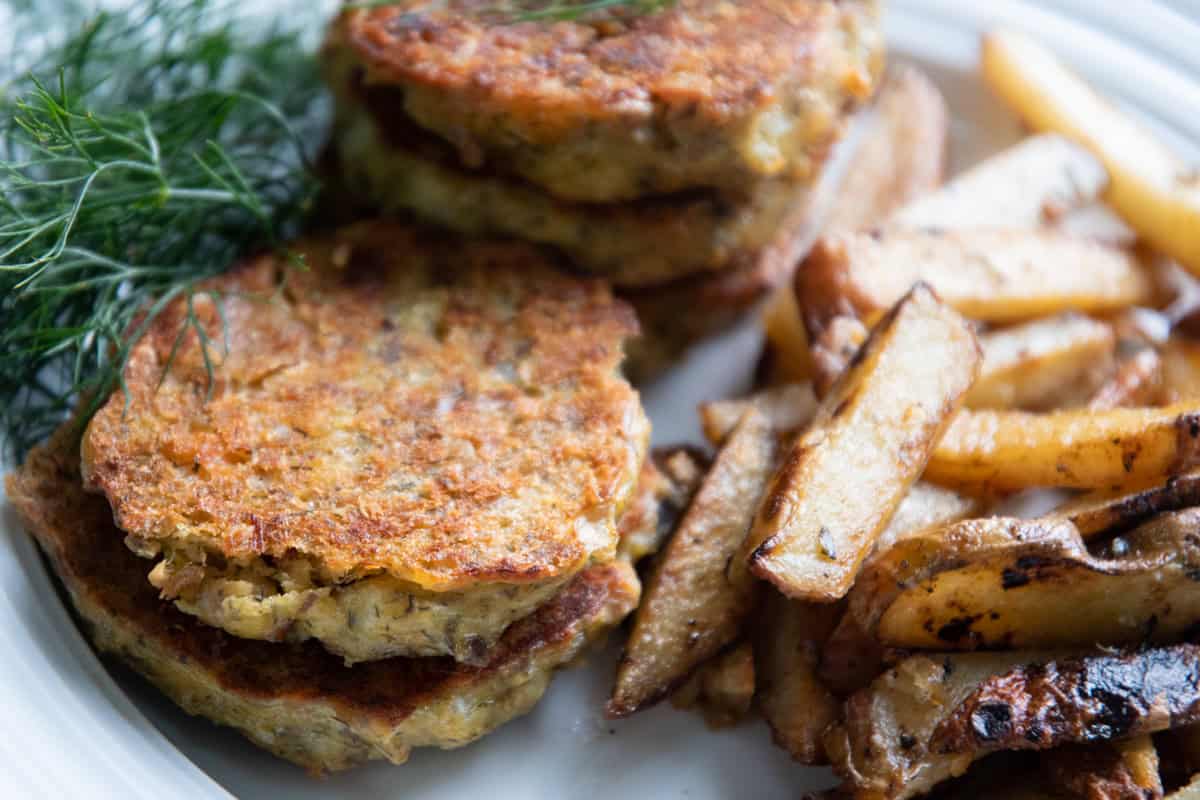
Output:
[
  {"xmin": 326, "ymin": 0, "xmax": 884, "ymax": 202},
  {"xmin": 326, "ymin": 90, "xmax": 826, "ymax": 288},
  {"xmin": 5, "ymin": 423, "xmax": 641, "ymax": 773},
  {"xmin": 80, "ymin": 221, "xmax": 648, "ymax": 597},
  {"xmin": 149, "ymin": 447, "xmax": 671, "ymax": 667}
]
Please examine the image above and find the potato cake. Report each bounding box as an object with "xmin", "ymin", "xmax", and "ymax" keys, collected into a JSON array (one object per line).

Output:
[
  {"xmin": 7, "ymin": 425, "xmax": 642, "ymax": 773},
  {"xmin": 325, "ymin": 0, "xmax": 883, "ymax": 203},
  {"xmin": 80, "ymin": 221, "xmax": 649, "ymax": 664}
]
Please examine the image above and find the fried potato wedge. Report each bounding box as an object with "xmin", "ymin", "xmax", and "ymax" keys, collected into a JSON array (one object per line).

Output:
[
  {"xmin": 767, "ymin": 65, "xmax": 948, "ymax": 394},
  {"xmin": 1089, "ymin": 346, "xmax": 1163, "ymax": 410},
  {"xmin": 925, "ymin": 403, "xmax": 1200, "ymax": 494},
  {"xmin": 1052, "ymin": 202, "xmax": 1138, "ymax": 247},
  {"xmin": 1042, "ymin": 738, "xmax": 1164, "ymax": 800},
  {"xmin": 1162, "ymin": 339, "xmax": 1200, "ymax": 403},
  {"xmin": 1052, "ymin": 468, "xmax": 1200, "ymax": 539},
  {"xmin": 982, "ymin": 30, "xmax": 1200, "ymax": 277},
  {"xmin": 619, "ymin": 448, "xmax": 709, "ymax": 562},
  {"xmin": 947, "ymin": 744, "xmax": 1164, "ymax": 800},
  {"xmin": 763, "ymin": 287, "xmax": 813, "ymax": 383},
  {"xmin": 671, "ymin": 641, "xmax": 756, "ymax": 729},
  {"xmin": 925, "ymin": 754, "xmax": 1064, "ymax": 800},
  {"xmin": 871, "ymin": 482, "xmax": 982, "ymax": 562},
  {"xmin": 1117, "ymin": 737, "xmax": 1166, "ymax": 800},
  {"xmin": 699, "ymin": 383, "xmax": 818, "ymax": 447},
  {"xmin": 825, "ymin": 66, "xmax": 948, "ymax": 234},
  {"xmin": 800, "ymin": 229, "xmax": 1153, "ymax": 331},
  {"xmin": 818, "ymin": 612, "xmax": 885, "ymax": 699},
  {"xmin": 932, "ymin": 645, "xmax": 1200, "ymax": 753},
  {"xmin": 741, "ymin": 285, "xmax": 980, "ymax": 601},
  {"xmin": 826, "ymin": 651, "xmax": 1052, "ymax": 800},
  {"xmin": 809, "ymin": 315, "xmax": 869, "ymax": 398},
  {"xmin": 754, "ymin": 592, "xmax": 842, "ymax": 764},
  {"xmin": 858, "ymin": 511, "xmax": 1200, "ymax": 651},
  {"xmin": 827, "ymin": 646, "xmax": 1200, "ymax": 800},
  {"xmin": 816, "ymin": 484, "xmax": 981, "ymax": 697},
  {"xmin": 607, "ymin": 410, "xmax": 776, "ymax": 717},
  {"xmin": 967, "ymin": 314, "xmax": 1115, "ymax": 410},
  {"xmin": 890, "ymin": 133, "xmax": 1107, "ymax": 230}
]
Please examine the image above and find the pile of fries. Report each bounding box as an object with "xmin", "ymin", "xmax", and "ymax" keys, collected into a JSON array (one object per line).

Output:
[{"xmin": 607, "ymin": 32, "xmax": 1200, "ymax": 800}]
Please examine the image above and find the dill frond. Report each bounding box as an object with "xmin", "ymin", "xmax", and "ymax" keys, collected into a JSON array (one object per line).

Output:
[
  {"xmin": 0, "ymin": 0, "xmax": 330, "ymax": 459},
  {"xmin": 502, "ymin": 0, "xmax": 676, "ymax": 22},
  {"xmin": 344, "ymin": 0, "xmax": 677, "ymax": 23}
]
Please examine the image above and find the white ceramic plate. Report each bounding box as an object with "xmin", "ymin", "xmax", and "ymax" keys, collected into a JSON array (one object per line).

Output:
[{"xmin": 3, "ymin": 2, "xmax": 1200, "ymax": 797}]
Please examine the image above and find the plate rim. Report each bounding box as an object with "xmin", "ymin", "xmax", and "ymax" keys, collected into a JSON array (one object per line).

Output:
[{"xmin": 2, "ymin": 2, "xmax": 1199, "ymax": 797}]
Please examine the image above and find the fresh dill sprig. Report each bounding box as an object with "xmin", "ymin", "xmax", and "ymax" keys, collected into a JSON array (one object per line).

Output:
[
  {"xmin": 502, "ymin": 0, "xmax": 676, "ymax": 22},
  {"xmin": 0, "ymin": 0, "xmax": 330, "ymax": 459},
  {"xmin": 345, "ymin": 0, "xmax": 677, "ymax": 23}
]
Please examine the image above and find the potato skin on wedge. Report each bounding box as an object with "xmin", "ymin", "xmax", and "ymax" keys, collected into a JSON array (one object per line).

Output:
[
  {"xmin": 854, "ymin": 510, "xmax": 1200, "ymax": 651},
  {"xmin": 827, "ymin": 646, "xmax": 1200, "ymax": 800},
  {"xmin": 932, "ymin": 645, "xmax": 1200, "ymax": 754},
  {"xmin": 926, "ymin": 404, "xmax": 1200, "ymax": 493},
  {"xmin": 753, "ymin": 592, "xmax": 842, "ymax": 764},
  {"xmin": 967, "ymin": 313, "xmax": 1115, "ymax": 411},
  {"xmin": 890, "ymin": 133, "xmax": 1107, "ymax": 231},
  {"xmin": 825, "ymin": 65, "xmax": 949, "ymax": 235},
  {"xmin": 800, "ymin": 229, "xmax": 1152, "ymax": 331},
  {"xmin": 1053, "ymin": 469, "xmax": 1200, "ymax": 538},
  {"xmin": 742, "ymin": 284, "xmax": 980, "ymax": 601},
  {"xmin": 698, "ymin": 383, "xmax": 818, "ymax": 447},
  {"xmin": 607, "ymin": 410, "xmax": 777, "ymax": 718}
]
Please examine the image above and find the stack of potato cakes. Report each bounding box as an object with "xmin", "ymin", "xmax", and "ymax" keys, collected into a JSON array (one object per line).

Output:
[
  {"xmin": 323, "ymin": 0, "xmax": 884, "ymax": 378},
  {"xmin": 9, "ymin": 221, "xmax": 666, "ymax": 772}
]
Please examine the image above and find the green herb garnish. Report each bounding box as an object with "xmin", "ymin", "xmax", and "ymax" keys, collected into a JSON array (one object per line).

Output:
[
  {"xmin": 0, "ymin": 0, "xmax": 330, "ymax": 459},
  {"xmin": 345, "ymin": 0, "xmax": 676, "ymax": 23},
  {"xmin": 493, "ymin": 0, "xmax": 676, "ymax": 21}
]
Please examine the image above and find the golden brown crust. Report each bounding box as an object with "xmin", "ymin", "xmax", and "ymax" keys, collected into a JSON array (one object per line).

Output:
[
  {"xmin": 321, "ymin": 76, "xmax": 829, "ymax": 288},
  {"xmin": 81, "ymin": 221, "xmax": 649, "ymax": 592},
  {"xmin": 344, "ymin": 0, "xmax": 850, "ymax": 122},
  {"xmin": 932, "ymin": 646, "xmax": 1200, "ymax": 755},
  {"xmin": 6, "ymin": 425, "xmax": 640, "ymax": 772},
  {"xmin": 329, "ymin": 0, "xmax": 883, "ymax": 202}
]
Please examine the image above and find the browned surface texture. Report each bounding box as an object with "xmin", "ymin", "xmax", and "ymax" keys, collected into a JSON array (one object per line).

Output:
[
  {"xmin": 327, "ymin": 0, "xmax": 882, "ymax": 201},
  {"xmin": 1056, "ymin": 472, "xmax": 1200, "ymax": 542},
  {"xmin": 1042, "ymin": 739, "xmax": 1164, "ymax": 800},
  {"xmin": 699, "ymin": 383, "xmax": 819, "ymax": 447},
  {"xmin": 671, "ymin": 640, "xmax": 757, "ymax": 729},
  {"xmin": 82, "ymin": 221, "xmax": 648, "ymax": 593},
  {"xmin": 6, "ymin": 425, "xmax": 640, "ymax": 772},
  {"xmin": 926, "ymin": 404, "xmax": 1200, "ymax": 494},
  {"xmin": 824, "ymin": 65, "xmax": 948, "ymax": 233},
  {"xmin": 607, "ymin": 410, "xmax": 776, "ymax": 717},
  {"xmin": 932, "ymin": 646, "xmax": 1200, "ymax": 755},
  {"xmin": 800, "ymin": 229, "xmax": 1153, "ymax": 331},
  {"xmin": 326, "ymin": 89, "xmax": 827, "ymax": 288},
  {"xmin": 755, "ymin": 593, "xmax": 842, "ymax": 763},
  {"xmin": 828, "ymin": 648, "xmax": 1200, "ymax": 800},
  {"xmin": 890, "ymin": 133, "xmax": 1108, "ymax": 231},
  {"xmin": 744, "ymin": 285, "xmax": 981, "ymax": 601},
  {"xmin": 968, "ymin": 314, "xmax": 1116, "ymax": 411},
  {"xmin": 858, "ymin": 510, "xmax": 1200, "ymax": 652}
]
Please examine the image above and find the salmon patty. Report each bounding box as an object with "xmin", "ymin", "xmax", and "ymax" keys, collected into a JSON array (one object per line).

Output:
[
  {"xmin": 326, "ymin": 93, "xmax": 825, "ymax": 288},
  {"xmin": 8, "ymin": 425, "xmax": 642, "ymax": 773},
  {"xmin": 80, "ymin": 221, "xmax": 650, "ymax": 664},
  {"xmin": 324, "ymin": 0, "xmax": 883, "ymax": 203}
]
